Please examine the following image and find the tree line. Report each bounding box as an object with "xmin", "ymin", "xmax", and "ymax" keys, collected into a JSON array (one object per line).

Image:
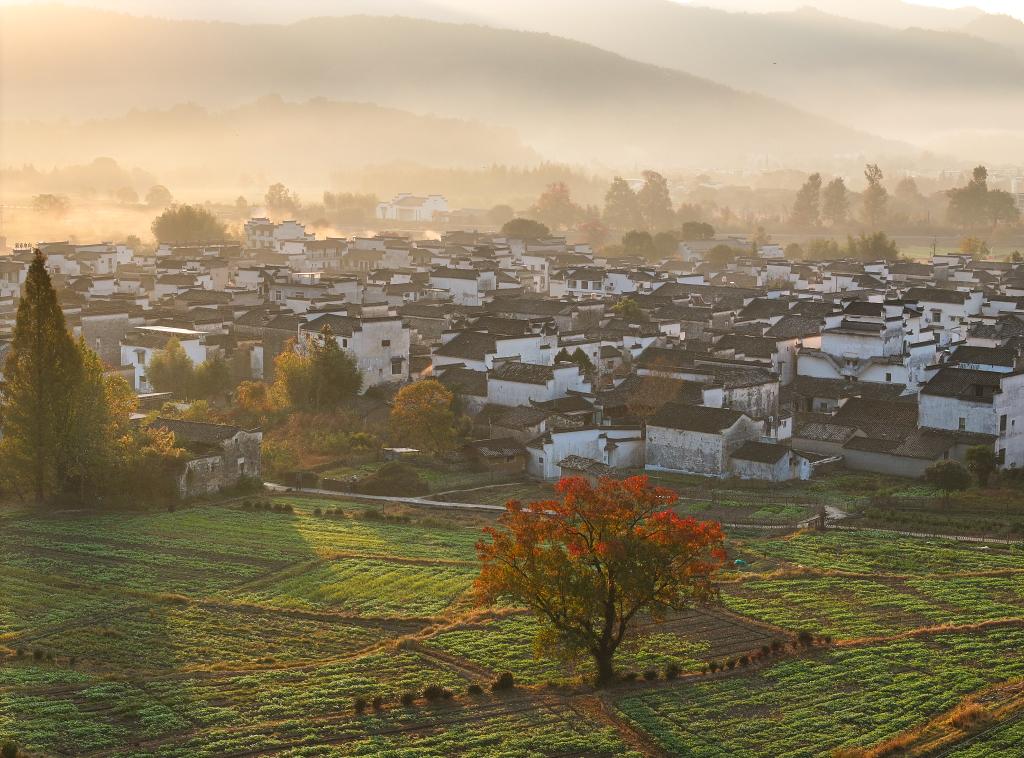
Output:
[{"xmin": 0, "ymin": 251, "xmax": 186, "ymax": 506}]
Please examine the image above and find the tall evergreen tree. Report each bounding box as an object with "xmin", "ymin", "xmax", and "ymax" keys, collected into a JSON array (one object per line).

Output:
[
  {"xmin": 822, "ymin": 177, "xmax": 849, "ymax": 226},
  {"xmin": 636, "ymin": 170, "xmax": 675, "ymax": 231},
  {"xmin": 789, "ymin": 173, "xmax": 822, "ymax": 228},
  {"xmin": 0, "ymin": 251, "xmax": 82, "ymax": 503},
  {"xmin": 308, "ymin": 325, "xmax": 362, "ymax": 411},
  {"xmin": 861, "ymin": 164, "xmax": 889, "ymax": 229},
  {"xmin": 602, "ymin": 177, "xmax": 641, "ymax": 231}
]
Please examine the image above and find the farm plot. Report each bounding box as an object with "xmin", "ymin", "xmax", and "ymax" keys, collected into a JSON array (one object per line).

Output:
[
  {"xmin": 425, "ymin": 608, "xmax": 774, "ymax": 685},
  {"xmin": 617, "ymin": 626, "xmax": 1024, "ymax": 758},
  {"xmin": 721, "ymin": 577, "xmax": 947, "ymax": 639},
  {"xmin": 22, "ymin": 601, "xmax": 395, "ymax": 671},
  {"xmin": 742, "ymin": 530, "xmax": 1024, "ymax": 574},
  {"xmin": 229, "ymin": 557, "xmax": 476, "ymax": 618}
]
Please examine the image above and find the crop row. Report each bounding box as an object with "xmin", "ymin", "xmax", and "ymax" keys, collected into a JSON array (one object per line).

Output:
[
  {"xmin": 231, "ymin": 558, "xmax": 476, "ymax": 617},
  {"xmin": 723, "ymin": 575, "xmax": 1024, "ymax": 639},
  {"xmin": 427, "ymin": 615, "xmax": 712, "ymax": 685},
  {"xmin": 742, "ymin": 531, "xmax": 1023, "ymax": 575},
  {"xmin": 617, "ymin": 627, "xmax": 1024, "ymax": 757}
]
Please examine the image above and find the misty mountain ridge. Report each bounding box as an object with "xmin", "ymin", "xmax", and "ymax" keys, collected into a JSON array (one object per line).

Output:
[
  {"xmin": 1, "ymin": 96, "xmax": 539, "ymax": 193},
  {"xmin": 0, "ymin": 5, "xmax": 905, "ymax": 170}
]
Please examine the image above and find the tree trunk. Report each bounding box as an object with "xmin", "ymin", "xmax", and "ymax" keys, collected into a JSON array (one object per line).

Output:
[{"xmin": 594, "ymin": 649, "xmax": 616, "ymax": 688}]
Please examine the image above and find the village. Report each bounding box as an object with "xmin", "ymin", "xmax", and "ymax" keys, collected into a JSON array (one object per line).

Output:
[{"xmin": 3, "ymin": 201, "xmax": 1022, "ymax": 498}]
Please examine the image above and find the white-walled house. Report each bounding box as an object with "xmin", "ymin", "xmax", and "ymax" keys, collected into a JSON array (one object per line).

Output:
[
  {"xmin": 121, "ymin": 326, "xmax": 206, "ymax": 393},
  {"xmin": 300, "ymin": 310, "xmax": 410, "ymax": 389},
  {"xmin": 376, "ymin": 194, "xmax": 448, "ymax": 222},
  {"xmin": 919, "ymin": 367, "xmax": 1024, "ymax": 469},
  {"xmin": 527, "ymin": 426, "xmax": 644, "ymax": 480},
  {"xmin": 486, "ymin": 361, "xmax": 591, "ymax": 407},
  {"xmin": 645, "ymin": 402, "xmax": 763, "ymax": 478},
  {"xmin": 428, "ymin": 268, "xmax": 496, "ymax": 306}
]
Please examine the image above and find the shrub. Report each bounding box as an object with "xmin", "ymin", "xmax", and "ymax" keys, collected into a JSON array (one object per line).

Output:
[
  {"xmin": 491, "ymin": 672, "xmax": 515, "ymax": 691},
  {"xmin": 371, "ymin": 695, "xmax": 384, "ymax": 710},
  {"xmin": 761, "ymin": 644, "xmax": 771, "ymax": 656},
  {"xmin": 32, "ymin": 649, "xmax": 43, "ymax": 662},
  {"xmin": 620, "ymin": 671, "xmax": 638, "ymax": 682},
  {"xmin": 356, "ymin": 461, "xmax": 428, "ymax": 496},
  {"xmin": 467, "ymin": 683, "xmax": 484, "ymax": 696},
  {"xmin": 770, "ymin": 639, "xmax": 783, "ymax": 653},
  {"xmin": 950, "ymin": 702, "xmax": 991, "ymax": 730},
  {"xmin": 664, "ymin": 662, "xmax": 681, "ymax": 680},
  {"xmin": 738, "ymin": 655, "xmax": 750, "ymax": 667},
  {"xmin": 797, "ymin": 630, "xmax": 815, "ymax": 648},
  {"xmin": 423, "ymin": 684, "xmax": 452, "ymax": 701},
  {"xmin": 643, "ymin": 669, "xmax": 659, "ymax": 681},
  {"xmin": 708, "ymin": 661, "xmax": 720, "ymax": 673},
  {"xmin": 313, "ymin": 507, "xmax": 322, "ymax": 516},
  {"xmin": 725, "ymin": 658, "xmax": 736, "ymax": 670},
  {"xmin": 353, "ymin": 696, "xmax": 367, "ymax": 714},
  {"xmin": 1, "ymin": 741, "xmax": 18, "ymax": 758},
  {"xmin": 399, "ymin": 691, "xmax": 417, "ymax": 707},
  {"xmin": 14, "ymin": 648, "xmax": 23, "ymax": 658}
]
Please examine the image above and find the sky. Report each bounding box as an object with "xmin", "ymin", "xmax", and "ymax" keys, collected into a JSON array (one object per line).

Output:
[{"xmin": 1, "ymin": 0, "xmax": 1023, "ymax": 23}]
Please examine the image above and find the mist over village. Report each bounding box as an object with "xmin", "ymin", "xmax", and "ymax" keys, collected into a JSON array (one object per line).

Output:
[{"xmin": 2, "ymin": 1, "xmax": 1024, "ymax": 756}]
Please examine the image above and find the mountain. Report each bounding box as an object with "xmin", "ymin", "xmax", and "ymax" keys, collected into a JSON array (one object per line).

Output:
[
  {"xmin": 422, "ymin": 0, "xmax": 1024, "ymax": 147},
  {"xmin": 692, "ymin": 0, "xmax": 987, "ymax": 29},
  {"xmin": 962, "ymin": 13, "xmax": 1024, "ymax": 51},
  {"xmin": 1, "ymin": 97, "xmax": 539, "ymax": 191},
  {"xmin": 0, "ymin": 5, "xmax": 900, "ymax": 169}
]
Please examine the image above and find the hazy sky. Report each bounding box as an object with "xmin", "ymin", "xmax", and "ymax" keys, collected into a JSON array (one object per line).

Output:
[{"xmin": 1, "ymin": 0, "xmax": 1023, "ymax": 21}]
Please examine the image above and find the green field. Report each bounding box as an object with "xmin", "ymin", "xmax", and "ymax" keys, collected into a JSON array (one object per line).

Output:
[{"xmin": 2, "ymin": 496, "xmax": 1024, "ymax": 756}]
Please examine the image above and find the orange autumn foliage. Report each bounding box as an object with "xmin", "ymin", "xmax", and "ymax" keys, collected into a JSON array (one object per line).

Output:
[{"xmin": 475, "ymin": 475, "xmax": 725, "ymax": 685}]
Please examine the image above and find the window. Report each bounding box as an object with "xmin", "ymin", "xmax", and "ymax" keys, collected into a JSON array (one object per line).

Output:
[
  {"xmin": 958, "ymin": 417, "xmax": 966, "ymax": 431},
  {"xmin": 997, "ymin": 448, "xmax": 1006, "ymax": 465},
  {"xmin": 391, "ymin": 358, "xmax": 404, "ymax": 375},
  {"xmin": 1001, "ymin": 414, "xmax": 1008, "ymax": 433},
  {"xmin": 238, "ymin": 457, "xmax": 246, "ymax": 475},
  {"xmin": 885, "ymin": 372, "xmax": 892, "ymax": 382},
  {"xmin": 342, "ymin": 338, "xmax": 348, "ymax": 348},
  {"xmin": 381, "ymin": 339, "xmax": 391, "ymax": 347}
]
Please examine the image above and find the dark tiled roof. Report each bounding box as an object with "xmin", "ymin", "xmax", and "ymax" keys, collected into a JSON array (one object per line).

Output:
[
  {"xmin": 649, "ymin": 402, "xmax": 746, "ymax": 433},
  {"xmin": 715, "ymin": 334, "xmax": 776, "ymax": 359},
  {"xmin": 832, "ymin": 397, "xmax": 918, "ymax": 441},
  {"xmin": 792, "ymin": 412, "xmax": 860, "ymax": 443},
  {"xmin": 437, "ymin": 367, "xmax": 487, "ymax": 397},
  {"xmin": 765, "ymin": 315, "xmax": 822, "ymax": 340},
  {"xmin": 150, "ymin": 418, "xmax": 248, "ymax": 444},
  {"xmin": 492, "ymin": 405, "xmax": 549, "ymax": 429},
  {"xmin": 730, "ymin": 440, "xmax": 789, "ymax": 464},
  {"xmin": 949, "ymin": 345, "xmax": 1016, "ymax": 369},
  {"xmin": 842, "ymin": 301, "xmax": 884, "ymax": 317},
  {"xmin": 435, "ymin": 332, "xmax": 496, "ymax": 361},
  {"xmin": 788, "ymin": 376, "xmax": 909, "ymax": 402},
  {"xmin": 905, "ymin": 287, "xmax": 968, "ymax": 305},
  {"xmin": 558, "ymin": 455, "xmax": 616, "ymax": 476},
  {"xmin": 489, "ymin": 361, "xmax": 555, "ymax": 385},
  {"xmin": 921, "ymin": 367, "xmax": 1003, "ymax": 403},
  {"xmin": 737, "ymin": 298, "xmax": 792, "ymax": 321},
  {"xmin": 466, "ymin": 438, "xmax": 526, "ymax": 458}
]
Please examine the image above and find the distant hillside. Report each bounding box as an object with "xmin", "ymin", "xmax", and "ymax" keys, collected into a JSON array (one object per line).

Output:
[
  {"xmin": 1, "ymin": 97, "xmax": 537, "ymax": 191},
  {"xmin": 433, "ymin": 0, "xmax": 1024, "ymax": 146},
  {"xmin": 0, "ymin": 6, "xmax": 899, "ymax": 168}
]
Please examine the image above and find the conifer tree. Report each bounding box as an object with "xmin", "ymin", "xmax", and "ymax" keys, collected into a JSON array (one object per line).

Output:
[{"xmin": 0, "ymin": 251, "xmax": 82, "ymax": 503}]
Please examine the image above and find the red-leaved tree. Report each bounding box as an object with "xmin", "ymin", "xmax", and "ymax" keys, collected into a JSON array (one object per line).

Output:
[{"xmin": 475, "ymin": 475, "xmax": 725, "ymax": 686}]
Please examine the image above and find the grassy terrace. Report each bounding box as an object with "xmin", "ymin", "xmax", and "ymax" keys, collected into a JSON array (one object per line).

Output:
[{"xmin": 1, "ymin": 495, "xmax": 1023, "ymax": 756}]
